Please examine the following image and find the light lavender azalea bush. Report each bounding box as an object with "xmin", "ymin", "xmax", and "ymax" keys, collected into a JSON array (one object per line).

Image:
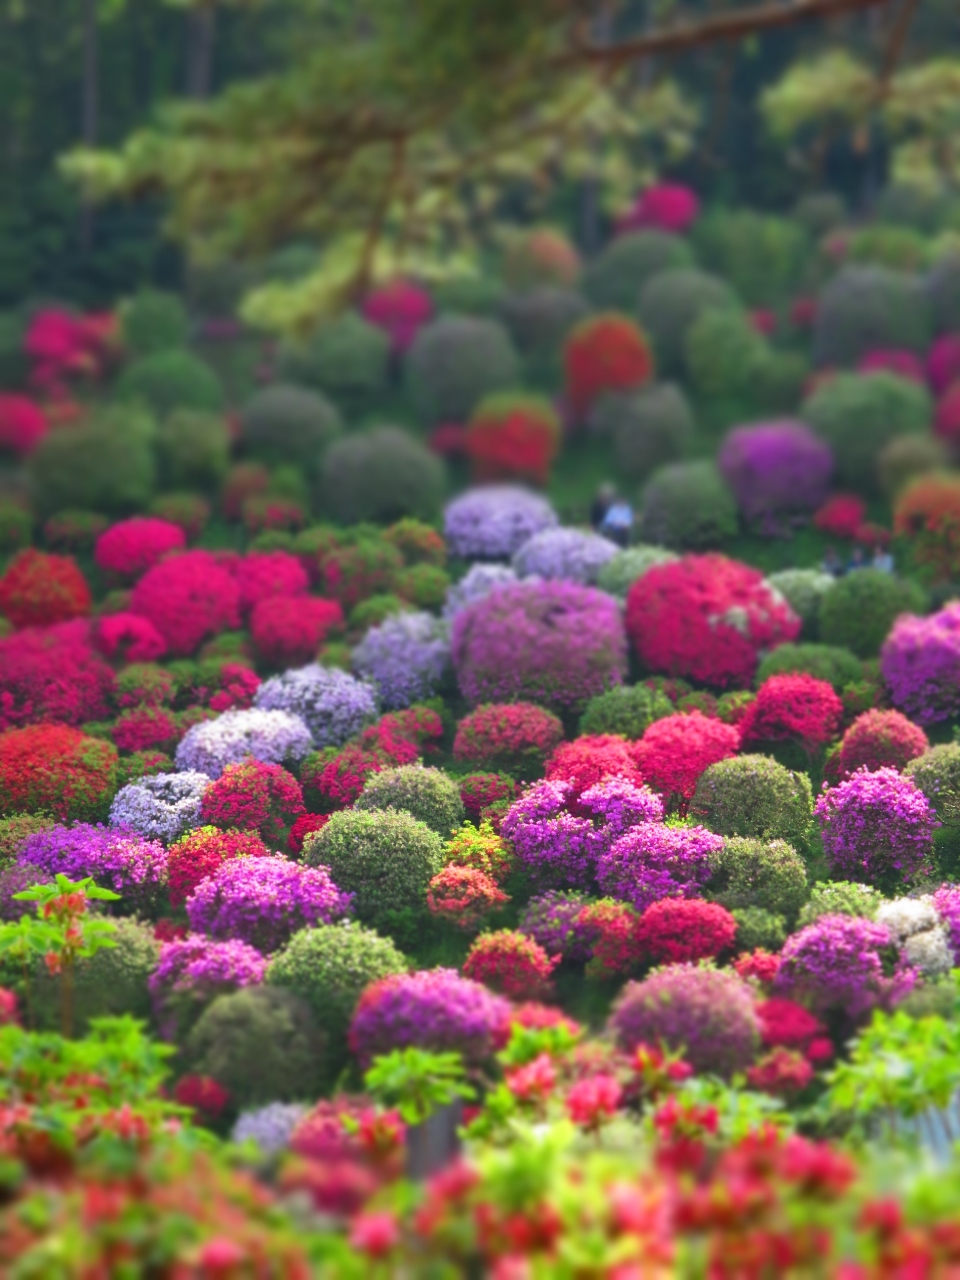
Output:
[
  {"xmin": 512, "ymin": 527, "xmax": 619, "ymax": 584},
  {"xmin": 109, "ymin": 770, "xmax": 210, "ymax": 842},
  {"xmin": 254, "ymin": 665, "xmax": 377, "ymax": 747},
  {"xmin": 442, "ymin": 563, "xmax": 518, "ymax": 620},
  {"xmin": 443, "ymin": 485, "xmax": 558, "ymax": 560},
  {"xmin": 175, "ymin": 708, "xmax": 313, "ymax": 778},
  {"xmin": 352, "ymin": 611, "xmax": 450, "ymax": 710}
]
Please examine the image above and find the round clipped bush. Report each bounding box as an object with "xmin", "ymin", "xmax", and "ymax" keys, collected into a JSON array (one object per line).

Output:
[
  {"xmin": 638, "ymin": 461, "xmax": 737, "ymax": 550},
  {"xmin": 119, "ymin": 288, "xmax": 189, "ymax": 356},
  {"xmin": 511, "ymin": 527, "xmax": 618, "ymax": 584},
  {"xmin": 595, "ymin": 820, "xmax": 720, "ymax": 911},
  {"xmin": 198, "ymin": 759, "xmax": 304, "ymax": 843},
  {"xmin": 116, "ymin": 349, "xmax": 224, "ymax": 416},
  {"xmin": 773, "ymin": 914, "xmax": 902, "ymax": 1020},
  {"xmin": 634, "ymin": 898, "xmax": 738, "ymax": 965},
  {"xmin": 277, "ymin": 313, "xmax": 389, "ymax": 414},
  {"xmin": 94, "ymin": 517, "xmax": 185, "ymax": 582},
  {"xmin": 0, "ymin": 394, "xmax": 47, "ymax": 458},
  {"xmin": 582, "ymin": 231, "xmax": 694, "ymax": 312},
  {"xmin": 239, "ymin": 384, "xmax": 342, "ymax": 478},
  {"xmin": 764, "ymin": 570, "xmax": 834, "ymax": 639},
  {"xmin": 254, "ymin": 665, "xmax": 376, "ymax": 747},
  {"xmin": 818, "ymin": 568, "xmax": 926, "ymax": 659},
  {"xmin": 452, "ymin": 579, "xmax": 627, "ymax": 711},
  {"xmin": 185, "ymin": 986, "xmax": 325, "ymax": 1108},
  {"xmin": 905, "ymin": 744, "xmax": 960, "ymax": 817},
  {"xmin": 717, "ymin": 420, "xmax": 833, "ymax": 531},
  {"xmin": 609, "ymin": 964, "xmax": 760, "ymax": 1077},
  {"xmin": 836, "ymin": 709, "xmax": 929, "ymax": 777},
  {"xmin": 250, "ymin": 596, "xmax": 344, "ymax": 668},
  {"xmin": 802, "ymin": 371, "xmax": 932, "ymax": 491},
  {"xmin": 0, "ymin": 620, "xmax": 114, "ymax": 730},
  {"xmin": 405, "ymin": 316, "xmax": 519, "ymax": 425},
  {"xmin": 464, "ymin": 393, "xmax": 561, "ymax": 486},
  {"xmin": 692, "ymin": 755, "xmax": 813, "ymax": 846},
  {"xmin": 577, "ymin": 683, "xmax": 673, "ymax": 740},
  {"xmin": 0, "ymin": 726, "xmax": 117, "ymax": 821},
  {"xmin": 636, "ymin": 268, "xmax": 740, "ymax": 377},
  {"xmin": 563, "ymin": 313, "xmax": 654, "ymax": 420},
  {"xmin": 692, "ymin": 209, "xmax": 809, "ymax": 307},
  {"xmin": 354, "ymin": 765, "xmax": 464, "ymax": 837},
  {"xmin": 443, "ymin": 485, "xmax": 557, "ymax": 561},
  {"xmin": 754, "ymin": 642, "xmax": 863, "ymax": 692},
  {"xmin": 352, "ymin": 610, "xmax": 449, "ymax": 710},
  {"xmin": 738, "ymin": 673, "xmax": 843, "ymax": 750},
  {"xmin": 816, "ymin": 767, "xmax": 935, "ymax": 891},
  {"xmin": 893, "ymin": 474, "xmax": 960, "ymax": 583},
  {"xmin": 130, "ymin": 550, "xmax": 240, "ymax": 657},
  {"xmin": 0, "ymin": 549, "xmax": 91, "ymax": 628},
  {"xmin": 797, "ymin": 880, "xmax": 883, "ymax": 927},
  {"xmin": 167, "ymin": 827, "xmax": 270, "ymax": 909},
  {"xmin": 596, "ymin": 545, "xmax": 678, "ymax": 599},
  {"xmin": 321, "ymin": 540, "xmax": 403, "ymax": 610},
  {"xmin": 176, "ymin": 708, "xmax": 312, "ymax": 779},
  {"xmin": 462, "ymin": 929, "xmax": 557, "ymax": 999},
  {"xmin": 453, "ymin": 703, "xmax": 563, "ymax": 778},
  {"xmin": 685, "ymin": 307, "xmax": 768, "ymax": 405},
  {"xmin": 632, "ymin": 711, "xmax": 740, "ymax": 802},
  {"xmin": 499, "ymin": 287, "xmax": 588, "ymax": 363},
  {"xmin": 706, "ymin": 836, "xmax": 808, "ymax": 921},
  {"xmin": 109, "ymin": 770, "xmax": 210, "ymax": 843},
  {"xmin": 812, "ymin": 266, "xmax": 932, "ymax": 368},
  {"xmin": 321, "ymin": 427, "xmax": 446, "ymax": 525},
  {"xmin": 302, "ymin": 808, "xmax": 443, "ymax": 926},
  {"xmin": 626, "ymin": 554, "xmax": 800, "ymax": 688},
  {"xmin": 592, "ymin": 383, "xmax": 694, "ymax": 485},
  {"xmin": 881, "ymin": 601, "xmax": 960, "ymax": 724},
  {"xmin": 28, "ymin": 409, "xmax": 157, "ymax": 516},
  {"xmin": 503, "ymin": 227, "xmax": 581, "ymax": 289}
]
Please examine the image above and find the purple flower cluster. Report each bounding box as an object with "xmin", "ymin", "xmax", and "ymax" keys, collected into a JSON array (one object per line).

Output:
[
  {"xmin": 185, "ymin": 854, "xmax": 353, "ymax": 952},
  {"xmin": 595, "ymin": 821, "xmax": 722, "ymax": 912},
  {"xmin": 932, "ymin": 886, "xmax": 960, "ymax": 964},
  {"xmin": 149, "ymin": 933, "xmax": 267, "ymax": 1038},
  {"xmin": 347, "ymin": 967, "xmax": 511, "ymax": 1066},
  {"xmin": 815, "ymin": 767, "xmax": 936, "ymax": 890},
  {"xmin": 519, "ymin": 890, "xmax": 595, "ymax": 961},
  {"xmin": 452, "ymin": 579, "xmax": 627, "ymax": 711},
  {"xmin": 254, "ymin": 665, "xmax": 378, "ymax": 747},
  {"xmin": 109, "ymin": 770, "xmax": 210, "ymax": 842},
  {"xmin": 175, "ymin": 708, "xmax": 313, "ymax": 778},
  {"xmin": 512, "ymin": 528, "xmax": 619, "ymax": 584},
  {"xmin": 444, "ymin": 485, "xmax": 558, "ymax": 560},
  {"xmin": 774, "ymin": 913, "xmax": 914, "ymax": 1019},
  {"xmin": 442, "ymin": 563, "xmax": 518, "ymax": 620},
  {"xmin": 717, "ymin": 420, "xmax": 833, "ymax": 531},
  {"xmin": 232, "ymin": 1103, "xmax": 307, "ymax": 1156},
  {"xmin": 351, "ymin": 611, "xmax": 450, "ymax": 711},
  {"xmin": 19, "ymin": 823, "xmax": 167, "ymax": 910},
  {"xmin": 578, "ymin": 776, "xmax": 664, "ymax": 837},
  {"xmin": 881, "ymin": 603, "xmax": 960, "ymax": 724}
]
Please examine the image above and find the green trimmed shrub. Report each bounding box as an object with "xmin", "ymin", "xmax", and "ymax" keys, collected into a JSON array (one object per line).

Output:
[
  {"xmin": 432, "ymin": 277, "xmax": 505, "ymax": 316},
  {"xmin": 157, "ymin": 410, "xmax": 231, "ymax": 489},
  {"xmin": 596, "ymin": 545, "xmax": 678, "ymax": 598},
  {"xmin": 792, "ymin": 192, "xmax": 846, "ymax": 236},
  {"xmin": 0, "ymin": 814, "xmax": 55, "ymax": 871},
  {"xmin": 0, "ymin": 502, "xmax": 31, "ymax": 555},
  {"xmin": 321, "ymin": 427, "xmax": 446, "ymax": 524},
  {"xmin": 116, "ymin": 350, "xmax": 224, "ymax": 416},
  {"xmin": 119, "ymin": 289, "xmax": 189, "ymax": 357},
  {"xmin": 277, "ymin": 313, "xmax": 390, "ymax": 414},
  {"xmin": 239, "ymin": 384, "xmax": 342, "ymax": 478},
  {"xmin": 750, "ymin": 350, "xmax": 811, "ymax": 416},
  {"xmin": 927, "ymin": 252, "xmax": 960, "ymax": 335},
  {"xmin": 302, "ymin": 808, "xmax": 444, "ymax": 925},
  {"xmin": 706, "ymin": 836, "xmax": 808, "ymax": 921},
  {"xmin": 765, "ymin": 570, "xmax": 835, "ymax": 639},
  {"xmin": 499, "ymin": 288, "xmax": 589, "ymax": 366},
  {"xmin": 349, "ymin": 593, "xmax": 409, "ymax": 631},
  {"xmin": 796, "ymin": 880, "xmax": 882, "ymax": 927},
  {"xmin": 693, "ymin": 755, "xmax": 813, "ymax": 847},
  {"xmin": 754, "ymin": 642, "xmax": 863, "ymax": 692},
  {"xmin": 685, "ymin": 307, "xmax": 768, "ymax": 403},
  {"xmin": 848, "ymin": 224, "xmax": 928, "ymax": 272},
  {"xmin": 578, "ymin": 683, "xmax": 673, "ymax": 740},
  {"xmin": 803, "ymin": 371, "xmax": 932, "ymax": 491},
  {"xmin": 693, "ymin": 210, "xmax": 809, "ymax": 306},
  {"xmin": 636, "ymin": 268, "xmax": 740, "ymax": 377},
  {"xmin": 812, "ymin": 266, "xmax": 932, "ymax": 367},
  {"xmin": 591, "ymin": 383, "xmax": 694, "ymax": 484},
  {"xmin": 405, "ymin": 316, "xmax": 520, "ymax": 425},
  {"xmin": 904, "ymin": 745, "xmax": 960, "ymax": 818},
  {"xmin": 818, "ymin": 568, "xmax": 927, "ymax": 658},
  {"xmin": 876, "ymin": 433, "xmax": 949, "ymax": 498},
  {"xmin": 731, "ymin": 906, "xmax": 787, "ymax": 954},
  {"xmin": 876, "ymin": 184, "xmax": 951, "ymax": 233},
  {"xmin": 638, "ymin": 460, "xmax": 737, "ymax": 549},
  {"xmin": 28, "ymin": 409, "xmax": 157, "ymax": 516},
  {"xmin": 582, "ymin": 231, "xmax": 694, "ymax": 312},
  {"xmin": 354, "ymin": 765, "xmax": 464, "ymax": 837},
  {"xmin": 185, "ymin": 987, "xmax": 324, "ymax": 1108},
  {"xmin": 396, "ymin": 563, "xmax": 450, "ymax": 610}
]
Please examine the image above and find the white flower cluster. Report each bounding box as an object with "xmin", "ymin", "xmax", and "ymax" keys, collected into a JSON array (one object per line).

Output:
[
  {"xmin": 876, "ymin": 895, "xmax": 953, "ymax": 977},
  {"xmin": 254, "ymin": 664, "xmax": 377, "ymax": 747},
  {"xmin": 109, "ymin": 770, "xmax": 210, "ymax": 842},
  {"xmin": 442, "ymin": 563, "xmax": 518, "ymax": 620},
  {"xmin": 175, "ymin": 709, "xmax": 314, "ymax": 779}
]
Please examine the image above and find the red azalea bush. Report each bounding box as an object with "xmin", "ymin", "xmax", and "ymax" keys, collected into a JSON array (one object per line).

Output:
[
  {"xmin": 112, "ymin": 706, "xmax": 179, "ymax": 755},
  {"xmin": 321, "ymin": 541, "xmax": 402, "ymax": 611},
  {"xmin": 250, "ymin": 595, "xmax": 344, "ymax": 667},
  {"xmin": 894, "ymin": 473, "xmax": 960, "ymax": 582},
  {"xmin": 129, "ymin": 550, "xmax": 240, "ymax": 657},
  {"xmin": 94, "ymin": 612, "xmax": 168, "ymax": 664},
  {"xmin": 813, "ymin": 494, "xmax": 866, "ymax": 539},
  {"xmin": 0, "ymin": 724, "xmax": 117, "ymax": 820},
  {"xmin": 746, "ymin": 1047, "xmax": 813, "ymax": 1096},
  {"xmin": 453, "ymin": 703, "xmax": 564, "ymax": 779},
  {"xmin": 928, "ymin": 333, "xmax": 960, "ymax": 396},
  {"xmin": 362, "ymin": 279, "xmax": 433, "ymax": 353},
  {"xmin": 626, "ymin": 555, "xmax": 800, "ymax": 688},
  {"xmin": 739, "ymin": 674, "xmax": 843, "ymax": 751},
  {"xmin": 545, "ymin": 734, "xmax": 646, "ymax": 797},
  {"xmin": 0, "ymin": 394, "xmax": 47, "ymax": 456},
  {"xmin": 199, "ymin": 759, "xmax": 305, "ymax": 843},
  {"xmin": 836, "ymin": 708, "xmax": 929, "ymax": 777},
  {"xmin": 935, "ymin": 382, "xmax": 960, "ymax": 451},
  {"xmin": 301, "ymin": 708, "xmax": 443, "ymax": 812},
  {"xmin": 173, "ymin": 1074, "xmax": 231, "ymax": 1124},
  {"xmin": 94, "ymin": 518, "xmax": 186, "ymax": 582},
  {"xmin": 634, "ymin": 898, "xmax": 737, "ymax": 965},
  {"xmin": 734, "ymin": 948, "xmax": 781, "ymax": 986},
  {"xmin": 458, "ymin": 773, "xmax": 519, "ymax": 826},
  {"xmin": 564, "ymin": 313, "xmax": 654, "ymax": 420},
  {"xmin": 632, "ymin": 712, "xmax": 740, "ymax": 803},
  {"xmin": 755, "ymin": 997, "xmax": 832, "ymax": 1063},
  {"xmin": 232, "ymin": 551, "xmax": 309, "ymax": 616},
  {"xmin": 207, "ymin": 663, "xmax": 261, "ymax": 713},
  {"xmin": 167, "ymin": 826, "xmax": 270, "ymax": 908},
  {"xmin": 619, "ymin": 182, "xmax": 699, "ymax": 234},
  {"xmin": 287, "ymin": 812, "xmax": 330, "ymax": 856},
  {"xmin": 0, "ymin": 549, "xmax": 91, "ymax": 628},
  {"xmin": 0, "ymin": 620, "xmax": 113, "ymax": 730},
  {"xmin": 462, "ymin": 929, "xmax": 558, "ymax": 999},
  {"xmin": 427, "ymin": 866, "xmax": 509, "ymax": 930},
  {"xmin": 577, "ymin": 900, "xmax": 644, "ymax": 978},
  {"xmin": 463, "ymin": 394, "xmax": 562, "ymax": 485}
]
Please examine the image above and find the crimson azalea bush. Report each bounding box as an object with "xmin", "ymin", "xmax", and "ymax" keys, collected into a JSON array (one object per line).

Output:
[
  {"xmin": 457, "ymin": 774, "xmax": 519, "ymax": 827},
  {"xmin": 287, "ymin": 812, "xmax": 330, "ymax": 856},
  {"xmin": 426, "ymin": 866, "xmax": 509, "ymax": 930},
  {"xmin": 564, "ymin": 313, "xmax": 654, "ymax": 420},
  {"xmin": 300, "ymin": 707, "xmax": 443, "ymax": 811},
  {"xmin": 166, "ymin": 826, "xmax": 271, "ymax": 908},
  {"xmin": 95, "ymin": 612, "xmax": 168, "ymax": 664},
  {"xmin": 362, "ymin": 279, "xmax": 432, "ymax": 353},
  {"xmin": 199, "ymin": 759, "xmax": 305, "ymax": 844},
  {"xmin": 0, "ymin": 393, "xmax": 47, "ymax": 456},
  {"xmin": 545, "ymin": 734, "xmax": 646, "ymax": 797},
  {"xmin": 112, "ymin": 705, "xmax": 178, "ymax": 754},
  {"xmin": 836, "ymin": 708, "xmax": 929, "ymax": 777},
  {"xmin": 0, "ymin": 724, "xmax": 118, "ymax": 820},
  {"xmin": 738, "ymin": 673, "xmax": 843, "ymax": 751},
  {"xmin": 250, "ymin": 595, "xmax": 344, "ymax": 667},
  {"xmin": 0, "ymin": 620, "xmax": 113, "ymax": 730},
  {"xmin": 626, "ymin": 555, "xmax": 800, "ymax": 688},
  {"xmin": 0, "ymin": 549, "xmax": 91, "ymax": 628},
  {"xmin": 453, "ymin": 703, "xmax": 563, "ymax": 779},
  {"xmin": 464, "ymin": 394, "xmax": 562, "ymax": 485},
  {"xmin": 634, "ymin": 897, "xmax": 738, "ymax": 964},
  {"xmin": 130, "ymin": 550, "xmax": 240, "ymax": 657},
  {"xmin": 462, "ymin": 929, "xmax": 558, "ymax": 999},
  {"xmin": 94, "ymin": 518, "xmax": 186, "ymax": 581},
  {"xmin": 231, "ymin": 551, "xmax": 309, "ymax": 616},
  {"xmin": 632, "ymin": 712, "xmax": 740, "ymax": 803}
]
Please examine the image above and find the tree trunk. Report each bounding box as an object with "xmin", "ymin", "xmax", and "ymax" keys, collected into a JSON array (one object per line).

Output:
[
  {"xmin": 80, "ymin": 0, "xmax": 98, "ymax": 249},
  {"xmin": 187, "ymin": 4, "xmax": 217, "ymax": 100}
]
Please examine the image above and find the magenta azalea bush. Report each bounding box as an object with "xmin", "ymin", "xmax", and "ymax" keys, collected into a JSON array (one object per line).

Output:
[
  {"xmin": 717, "ymin": 420, "xmax": 833, "ymax": 532},
  {"xmin": 519, "ymin": 890, "xmax": 597, "ymax": 961},
  {"xmin": 149, "ymin": 933, "xmax": 268, "ymax": 1038},
  {"xmin": 18, "ymin": 823, "xmax": 167, "ymax": 911},
  {"xmin": 774, "ymin": 913, "xmax": 913, "ymax": 1020},
  {"xmin": 595, "ymin": 821, "xmax": 722, "ymax": 912},
  {"xmin": 881, "ymin": 602, "xmax": 960, "ymax": 725}
]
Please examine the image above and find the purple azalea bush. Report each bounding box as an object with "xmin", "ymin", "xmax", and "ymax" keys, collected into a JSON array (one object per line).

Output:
[
  {"xmin": 351, "ymin": 611, "xmax": 450, "ymax": 711},
  {"xmin": 881, "ymin": 603, "xmax": 960, "ymax": 724},
  {"xmin": 18, "ymin": 823, "xmax": 167, "ymax": 910},
  {"xmin": 149, "ymin": 933, "xmax": 268, "ymax": 1038},
  {"xmin": 452, "ymin": 579, "xmax": 627, "ymax": 711},
  {"xmin": 175, "ymin": 708, "xmax": 313, "ymax": 778},
  {"xmin": 595, "ymin": 822, "xmax": 722, "ymax": 912},
  {"xmin": 511, "ymin": 527, "xmax": 619, "ymax": 584},
  {"xmin": 347, "ymin": 967, "xmax": 511, "ymax": 1066},
  {"xmin": 931, "ymin": 886, "xmax": 960, "ymax": 964},
  {"xmin": 442, "ymin": 563, "xmax": 518, "ymax": 621},
  {"xmin": 815, "ymin": 767, "xmax": 936, "ymax": 890},
  {"xmin": 185, "ymin": 854, "xmax": 353, "ymax": 952},
  {"xmin": 444, "ymin": 485, "xmax": 558, "ymax": 560},
  {"xmin": 254, "ymin": 665, "xmax": 378, "ymax": 747},
  {"xmin": 0, "ymin": 863, "xmax": 51, "ymax": 921},
  {"xmin": 717, "ymin": 420, "xmax": 833, "ymax": 531},
  {"xmin": 774, "ymin": 913, "xmax": 914, "ymax": 1019},
  {"xmin": 109, "ymin": 770, "xmax": 210, "ymax": 842},
  {"xmin": 519, "ymin": 890, "xmax": 596, "ymax": 961}
]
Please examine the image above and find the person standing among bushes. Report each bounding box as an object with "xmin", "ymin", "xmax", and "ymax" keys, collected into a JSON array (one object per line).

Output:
[
  {"xmin": 600, "ymin": 496, "xmax": 634, "ymax": 548},
  {"xmin": 590, "ymin": 483, "xmax": 616, "ymax": 532}
]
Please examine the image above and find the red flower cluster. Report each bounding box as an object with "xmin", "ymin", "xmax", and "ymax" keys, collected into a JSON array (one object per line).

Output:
[
  {"xmin": 458, "ymin": 772, "xmax": 519, "ymax": 826},
  {"xmin": 250, "ymin": 595, "xmax": 344, "ymax": 668},
  {"xmin": 755, "ymin": 997, "xmax": 833, "ymax": 1065},
  {"xmin": 632, "ymin": 712, "xmax": 739, "ymax": 803},
  {"xmin": 577, "ymin": 900, "xmax": 643, "ymax": 978},
  {"xmin": 95, "ymin": 613, "xmax": 168, "ymax": 664},
  {"xmin": 626, "ymin": 555, "xmax": 800, "ymax": 689},
  {"xmin": 564, "ymin": 313, "xmax": 654, "ymax": 419},
  {"xmin": 462, "ymin": 929, "xmax": 558, "ymax": 999},
  {"xmin": 302, "ymin": 707, "xmax": 443, "ymax": 811},
  {"xmin": 634, "ymin": 898, "xmax": 737, "ymax": 965},
  {"xmin": 130, "ymin": 550, "xmax": 240, "ymax": 657},
  {"xmin": 740, "ymin": 674, "xmax": 843, "ymax": 751},
  {"xmin": 746, "ymin": 1047, "xmax": 813, "ymax": 1096},
  {"xmin": 546, "ymin": 734, "xmax": 645, "ymax": 797},
  {"xmin": 0, "ymin": 549, "xmax": 91, "ymax": 629},
  {"xmin": 167, "ymin": 826, "xmax": 270, "ymax": 908},
  {"xmin": 112, "ymin": 705, "xmax": 179, "ymax": 755},
  {"xmin": 207, "ymin": 663, "xmax": 261, "ymax": 713},
  {"xmin": 24, "ymin": 308, "xmax": 117, "ymax": 393},
  {"xmin": 464, "ymin": 396, "xmax": 561, "ymax": 485},
  {"xmin": 0, "ymin": 724, "xmax": 117, "ymax": 821},
  {"xmin": 173, "ymin": 1074, "xmax": 231, "ymax": 1123},
  {"xmin": 733, "ymin": 948, "xmax": 781, "ymax": 986},
  {"xmin": 427, "ymin": 866, "xmax": 508, "ymax": 930},
  {"xmin": 94, "ymin": 518, "xmax": 186, "ymax": 582},
  {"xmin": 199, "ymin": 759, "xmax": 305, "ymax": 844},
  {"xmin": 0, "ymin": 620, "xmax": 113, "ymax": 730},
  {"xmin": 813, "ymin": 494, "xmax": 866, "ymax": 540},
  {"xmin": 837, "ymin": 708, "xmax": 929, "ymax": 777},
  {"xmin": 565, "ymin": 1074, "xmax": 622, "ymax": 1131},
  {"xmin": 0, "ymin": 394, "xmax": 47, "ymax": 456},
  {"xmin": 454, "ymin": 703, "xmax": 563, "ymax": 777},
  {"xmin": 287, "ymin": 812, "xmax": 330, "ymax": 856}
]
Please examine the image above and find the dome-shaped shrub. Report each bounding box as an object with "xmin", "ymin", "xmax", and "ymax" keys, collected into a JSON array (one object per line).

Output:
[
  {"xmin": 198, "ymin": 759, "xmax": 304, "ymax": 843},
  {"xmin": 858, "ymin": 347, "xmax": 926, "ymax": 382},
  {"xmin": 277, "ymin": 313, "xmax": 389, "ymax": 414},
  {"xmin": 706, "ymin": 836, "xmax": 808, "ymax": 921},
  {"xmin": 511, "ymin": 527, "xmax": 618, "ymax": 583},
  {"xmin": 803, "ymin": 371, "xmax": 932, "ymax": 490},
  {"xmin": 503, "ymin": 227, "xmax": 581, "ymax": 289},
  {"xmin": 129, "ymin": 549, "xmax": 240, "ymax": 657},
  {"xmin": 692, "ymin": 209, "xmax": 809, "ymax": 307},
  {"xmin": 232, "ymin": 551, "xmax": 309, "ymax": 617},
  {"xmin": 119, "ymin": 288, "xmax": 188, "ymax": 356},
  {"xmin": 321, "ymin": 539, "xmax": 403, "ymax": 609},
  {"xmin": 0, "ymin": 549, "xmax": 91, "ymax": 628},
  {"xmin": 443, "ymin": 485, "xmax": 558, "ymax": 560},
  {"xmin": 156, "ymin": 410, "xmax": 230, "ymax": 490},
  {"xmin": 764, "ymin": 570, "xmax": 834, "ymax": 639},
  {"xmin": 0, "ymin": 620, "xmax": 113, "ymax": 731},
  {"xmin": 880, "ymin": 601, "xmax": 960, "ymax": 723},
  {"xmin": 0, "ymin": 726, "xmax": 117, "ymax": 821},
  {"xmin": 812, "ymin": 266, "xmax": 931, "ymax": 367},
  {"xmin": 254, "ymin": 665, "xmax": 376, "ymax": 747},
  {"xmin": 577, "ymin": 684, "xmax": 673, "ymax": 740},
  {"xmin": 354, "ymin": 765, "xmax": 464, "ymax": 836},
  {"xmin": 592, "ymin": 383, "xmax": 694, "ymax": 485},
  {"xmin": 405, "ymin": 316, "xmax": 519, "ymax": 425},
  {"xmin": 321, "ymin": 427, "xmax": 446, "ymax": 524},
  {"xmin": 464, "ymin": 393, "xmax": 561, "ymax": 485},
  {"xmin": 108, "ymin": 770, "xmax": 209, "ymax": 843},
  {"xmin": 19, "ymin": 823, "xmax": 165, "ymax": 911},
  {"xmin": 563, "ymin": 313, "xmax": 654, "ymax": 420},
  {"xmin": 819, "ymin": 568, "xmax": 926, "ymax": 659},
  {"xmin": 815, "ymin": 767, "xmax": 935, "ymax": 890},
  {"xmin": 116, "ymin": 349, "xmax": 224, "ymax": 416},
  {"xmin": 927, "ymin": 333, "xmax": 960, "ymax": 396},
  {"xmin": 738, "ymin": 673, "xmax": 843, "ymax": 750},
  {"xmin": 633, "ymin": 897, "xmax": 738, "ymax": 965},
  {"xmin": 692, "ymin": 755, "xmax": 813, "ymax": 846},
  {"xmin": 717, "ymin": 420, "xmax": 833, "ymax": 531},
  {"xmin": 632, "ymin": 711, "xmax": 740, "ymax": 802},
  {"xmin": 453, "ymin": 703, "xmax": 563, "ymax": 778},
  {"xmin": 626, "ymin": 554, "xmax": 800, "ymax": 688},
  {"xmin": 28, "ymin": 409, "xmax": 156, "ymax": 516},
  {"xmin": 545, "ymin": 734, "xmax": 646, "ymax": 795},
  {"xmin": 754, "ymin": 642, "xmax": 863, "ymax": 692},
  {"xmin": 302, "ymin": 808, "xmax": 443, "ymax": 926},
  {"xmin": 582, "ymin": 231, "xmax": 694, "ymax": 312},
  {"xmin": 0, "ymin": 394, "xmax": 47, "ymax": 457},
  {"xmin": 638, "ymin": 461, "xmax": 737, "ymax": 549},
  {"xmin": 622, "ymin": 183, "xmax": 699, "ymax": 234},
  {"xmin": 836, "ymin": 709, "xmax": 929, "ymax": 777},
  {"xmin": 773, "ymin": 914, "xmax": 903, "ymax": 1020},
  {"xmin": 461, "ymin": 929, "xmax": 557, "ymax": 999},
  {"xmin": 684, "ymin": 307, "xmax": 768, "ymax": 405},
  {"xmin": 904, "ymin": 744, "xmax": 960, "ymax": 816},
  {"xmin": 176, "ymin": 708, "xmax": 313, "ymax": 778},
  {"xmin": 596, "ymin": 820, "xmax": 721, "ymax": 911},
  {"xmin": 595, "ymin": 545, "xmax": 678, "ymax": 599},
  {"xmin": 499, "ymin": 287, "xmax": 588, "ymax": 364},
  {"xmin": 94, "ymin": 517, "xmax": 185, "ymax": 582},
  {"xmin": 452, "ymin": 579, "xmax": 627, "ymax": 711},
  {"xmin": 250, "ymin": 596, "xmax": 344, "ymax": 668},
  {"xmin": 637, "ymin": 268, "xmax": 739, "ymax": 377},
  {"xmin": 609, "ymin": 964, "xmax": 760, "ymax": 1076},
  {"xmin": 240, "ymin": 384, "xmax": 342, "ymax": 478},
  {"xmin": 352, "ymin": 611, "xmax": 449, "ymax": 710},
  {"xmin": 893, "ymin": 473, "xmax": 960, "ymax": 582}
]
